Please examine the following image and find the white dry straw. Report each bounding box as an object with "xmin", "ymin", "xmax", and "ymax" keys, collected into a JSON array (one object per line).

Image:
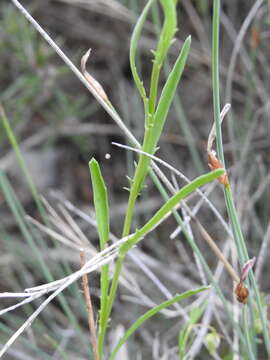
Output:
[
  {"xmin": 0, "ymin": 235, "xmax": 130, "ymax": 357},
  {"xmin": 10, "ymin": 0, "xmax": 139, "ymax": 148},
  {"xmin": 207, "ymin": 103, "xmax": 231, "ymax": 154}
]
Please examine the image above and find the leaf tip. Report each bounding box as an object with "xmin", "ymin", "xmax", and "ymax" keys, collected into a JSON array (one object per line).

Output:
[
  {"xmin": 186, "ymin": 35, "xmax": 192, "ymax": 46},
  {"xmin": 89, "ymin": 157, "xmax": 98, "ymax": 167}
]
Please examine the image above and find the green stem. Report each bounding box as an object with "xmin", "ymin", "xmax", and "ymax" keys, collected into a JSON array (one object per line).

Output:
[
  {"xmin": 122, "ymin": 126, "xmax": 153, "ymax": 237},
  {"xmin": 212, "ymin": 0, "xmax": 224, "ymax": 164},
  {"xmin": 104, "ymin": 255, "xmax": 125, "ymax": 327},
  {"xmin": 212, "ymin": 0, "xmax": 270, "ymax": 355},
  {"xmin": 148, "ymin": 62, "xmax": 161, "ymax": 115}
]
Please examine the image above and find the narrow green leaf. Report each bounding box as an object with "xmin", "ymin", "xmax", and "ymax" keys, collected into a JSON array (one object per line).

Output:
[
  {"xmin": 157, "ymin": 0, "xmax": 177, "ymax": 65},
  {"xmin": 0, "ymin": 104, "xmax": 44, "ymax": 215},
  {"xmin": 178, "ymin": 303, "xmax": 206, "ymax": 358},
  {"xmin": 89, "ymin": 158, "xmax": 109, "ymax": 249},
  {"xmin": 109, "ymin": 286, "xmax": 210, "ymax": 360},
  {"xmin": 212, "ymin": 0, "xmax": 270, "ymax": 355},
  {"xmin": 178, "ymin": 325, "xmax": 192, "ymax": 359},
  {"xmin": 120, "ymin": 168, "xmax": 224, "ymax": 255},
  {"xmin": 89, "ymin": 158, "xmax": 110, "ymax": 359},
  {"xmin": 130, "ymin": 0, "xmax": 154, "ymax": 102},
  {"xmin": 150, "ymin": 36, "xmax": 191, "ymax": 152},
  {"xmin": 148, "ymin": 0, "xmax": 177, "ymax": 115}
]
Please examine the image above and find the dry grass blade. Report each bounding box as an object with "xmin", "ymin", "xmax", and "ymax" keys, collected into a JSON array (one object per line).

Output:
[
  {"xmin": 10, "ymin": 0, "xmax": 139, "ymax": 148},
  {"xmin": 207, "ymin": 103, "xmax": 231, "ymax": 154},
  {"xmin": 81, "ymin": 49, "xmax": 109, "ymax": 103},
  {"xmin": 0, "ymin": 237, "xmax": 128, "ymax": 357},
  {"xmin": 80, "ymin": 250, "xmax": 99, "ymax": 360}
]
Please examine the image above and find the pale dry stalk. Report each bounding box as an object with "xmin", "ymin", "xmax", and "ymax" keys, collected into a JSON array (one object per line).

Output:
[{"xmin": 80, "ymin": 250, "xmax": 99, "ymax": 360}]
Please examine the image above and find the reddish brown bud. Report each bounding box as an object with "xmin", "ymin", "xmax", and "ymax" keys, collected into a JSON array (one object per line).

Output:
[
  {"xmin": 208, "ymin": 152, "xmax": 229, "ymax": 187},
  {"xmin": 235, "ymin": 282, "xmax": 249, "ymax": 304}
]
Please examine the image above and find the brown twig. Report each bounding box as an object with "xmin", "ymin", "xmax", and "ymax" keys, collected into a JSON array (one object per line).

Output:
[
  {"xmin": 80, "ymin": 250, "xmax": 100, "ymax": 360},
  {"xmin": 192, "ymin": 215, "xmax": 240, "ymax": 284}
]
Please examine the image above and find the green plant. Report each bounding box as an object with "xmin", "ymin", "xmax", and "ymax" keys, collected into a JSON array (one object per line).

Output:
[
  {"xmin": 1, "ymin": 0, "xmax": 269, "ymax": 358},
  {"xmin": 212, "ymin": 0, "xmax": 270, "ymax": 357}
]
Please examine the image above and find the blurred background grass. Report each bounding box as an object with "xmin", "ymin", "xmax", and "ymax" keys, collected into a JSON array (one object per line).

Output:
[{"xmin": 1, "ymin": 0, "xmax": 270, "ymax": 358}]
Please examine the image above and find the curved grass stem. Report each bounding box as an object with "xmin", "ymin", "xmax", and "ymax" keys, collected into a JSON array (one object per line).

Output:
[{"xmin": 212, "ymin": 0, "xmax": 270, "ymax": 356}]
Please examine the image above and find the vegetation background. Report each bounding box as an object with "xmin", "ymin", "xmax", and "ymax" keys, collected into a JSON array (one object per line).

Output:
[{"xmin": 1, "ymin": 0, "xmax": 270, "ymax": 359}]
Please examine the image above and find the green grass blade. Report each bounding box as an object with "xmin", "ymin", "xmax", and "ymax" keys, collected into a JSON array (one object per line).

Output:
[
  {"xmin": 212, "ymin": 0, "xmax": 223, "ymax": 163},
  {"xmin": 89, "ymin": 158, "xmax": 110, "ymax": 359},
  {"xmin": 109, "ymin": 286, "xmax": 210, "ymax": 360},
  {"xmin": 0, "ymin": 171, "xmax": 51, "ymax": 279},
  {"xmin": 178, "ymin": 304, "xmax": 206, "ymax": 359},
  {"xmin": 89, "ymin": 158, "xmax": 109, "ymax": 249},
  {"xmin": 0, "ymin": 104, "xmax": 44, "ymax": 215},
  {"xmin": 150, "ymin": 36, "xmax": 191, "ymax": 150},
  {"xmin": 129, "ymin": 0, "xmax": 154, "ymax": 104},
  {"xmin": 148, "ymin": 0, "xmax": 177, "ymax": 114},
  {"xmin": 121, "ymin": 168, "xmax": 224, "ymax": 254},
  {"xmin": 212, "ymin": 0, "xmax": 270, "ymax": 356},
  {"xmin": 150, "ymin": 1, "xmax": 203, "ymax": 172},
  {"xmin": 157, "ymin": 0, "xmax": 177, "ymax": 64}
]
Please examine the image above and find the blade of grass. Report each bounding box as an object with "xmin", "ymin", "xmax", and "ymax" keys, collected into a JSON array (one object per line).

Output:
[
  {"xmin": 0, "ymin": 105, "xmax": 45, "ymax": 216},
  {"xmin": 129, "ymin": 0, "xmax": 154, "ymax": 111},
  {"xmin": 105, "ymin": 168, "xmax": 224, "ymax": 333},
  {"xmin": 89, "ymin": 158, "xmax": 110, "ymax": 250},
  {"xmin": 149, "ymin": 35, "xmax": 191, "ymax": 150},
  {"xmin": 178, "ymin": 304, "xmax": 206, "ymax": 359},
  {"xmin": 121, "ymin": 168, "xmax": 224, "ymax": 254},
  {"xmin": 89, "ymin": 158, "xmax": 110, "ymax": 359},
  {"xmin": 109, "ymin": 286, "xmax": 210, "ymax": 360},
  {"xmin": 148, "ymin": 0, "xmax": 177, "ymax": 115},
  {"xmin": 151, "ymin": 0, "xmax": 203, "ymax": 173},
  {"xmin": 212, "ymin": 0, "xmax": 270, "ymax": 356}
]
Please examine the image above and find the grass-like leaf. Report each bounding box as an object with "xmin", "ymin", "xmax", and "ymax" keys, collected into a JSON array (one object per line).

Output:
[
  {"xmin": 129, "ymin": 0, "xmax": 154, "ymax": 105},
  {"xmin": 89, "ymin": 158, "xmax": 110, "ymax": 358},
  {"xmin": 149, "ymin": 35, "xmax": 191, "ymax": 150},
  {"xmin": 89, "ymin": 158, "xmax": 109, "ymax": 250},
  {"xmin": 148, "ymin": 0, "xmax": 177, "ymax": 114},
  {"xmin": 0, "ymin": 105, "xmax": 43, "ymax": 215},
  {"xmin": 156, "ymin": 0, "xmax": 177, "ymax": 65},
  {"xmin": 212, "ymin": 0, "xmax": 270, "ymax": 356},
  {"xmin": 120, "ymin": 168, "xmax": 224, "ymax": 255},
  {"xmin": 109, "ymin": 286, "xmax": 210, "ymax": 360},
  {"xmin": 178, "ymin": 303, "xmax": 206, "ymax": 359}
]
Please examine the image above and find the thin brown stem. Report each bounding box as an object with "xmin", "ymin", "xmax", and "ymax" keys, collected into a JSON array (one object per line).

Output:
[
  {"xmin": 194, "ymin": 218, "xmax": 239, "ymax": 283},
  {"xmin": 183, "ymin": 205, "xmax": 240, "ymax": 283},
  {"xmin": 80, "ymin": 250, "xmax": 100, "ymax": 360}
]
